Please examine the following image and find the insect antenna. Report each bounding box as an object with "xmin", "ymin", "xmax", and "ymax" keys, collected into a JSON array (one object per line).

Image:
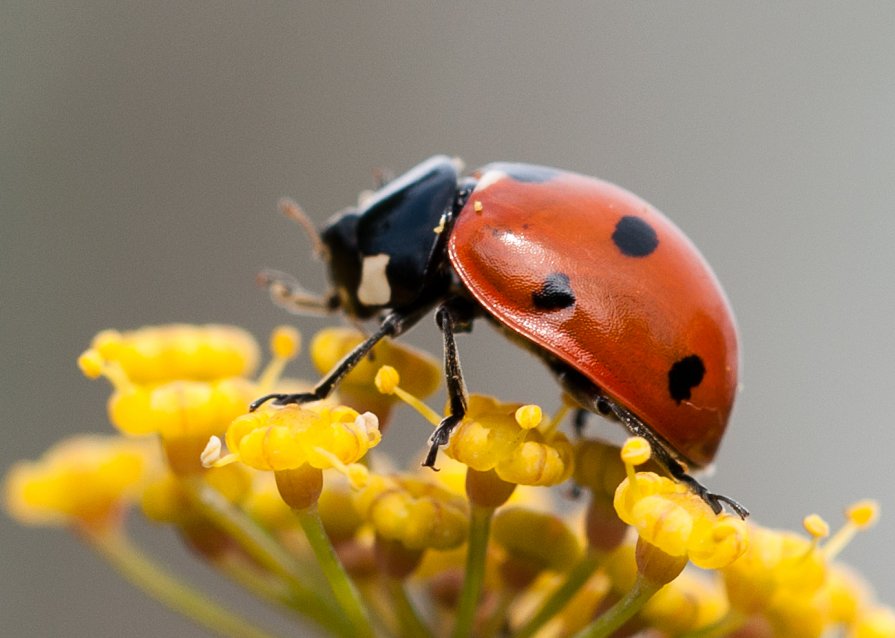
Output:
[{"xmin": 278, "ymin": 197, "xmax": 329, "ymax": 261}]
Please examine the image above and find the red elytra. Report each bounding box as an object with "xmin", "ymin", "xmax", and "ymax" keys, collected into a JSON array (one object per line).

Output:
[
  {"xmin": 448, "ymin": 166, "xmax": 738, "ymax": 467},
  {"xmin": 251, "ymin": 156, "xmax": 745, "ymax": 514}
]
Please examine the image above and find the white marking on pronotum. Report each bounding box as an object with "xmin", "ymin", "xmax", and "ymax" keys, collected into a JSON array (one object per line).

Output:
[
  {"xmin": 474, "ymin": 170, "xmax": 506, "ymax": 192},
  {"xmin": 357, "ymin": 253, "xmax": 392, "ymax": 306}
]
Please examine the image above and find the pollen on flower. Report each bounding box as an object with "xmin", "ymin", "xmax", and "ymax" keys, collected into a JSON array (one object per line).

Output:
[
  {"xmin": 804, "ymin": 513, "xmax": 830, "ymax": 539},
  {"xmin": 374, "ymin": 365, "xmax": 400, "ymax": 395},
  {"xmin": 77, "ymin": 349, "xmax": 105, "ymax": 379},
  {"xmin": 514, "ymin": 404, "xmax": 542, "ymax": 430},
  {"xmin": 270, "ymin": 325, "xmax": 301, "ymax": 360},
  {"xmin": 847, "ymin": 499, "xmax": 879, "ymax": 528},
  {"xmin": 621, "ymin": 436, "xmax": 652, "ymax": 466}
]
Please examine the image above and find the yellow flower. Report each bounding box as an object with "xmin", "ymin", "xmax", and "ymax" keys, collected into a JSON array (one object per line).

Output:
[
  {"xmin": 613, "ymin": 438, "xmax": 748, "ymax": 569},
  {"xmin": 206, "ymin": 403, "xmax": 380, "ymax": 510},
  {"xmin": 81, "ymin": 324, "xmax": 308, "ymax": 473},
  {"xmin": 89, "ymin": 324, "xmax": 260, "ymax": 384},
  {"xmin": 109, "ymin": 377, "xmax": 257, "ymax": 439},
  {"xmin": 720, "ymin": 502, "xmax": 884, "ymax": 637},
  {"xmin": 354, "ymin": 474, "xmax": 468, "ymax": 552},
  {"xmin": 641, "ymin": 568, "xmax": 729, "ymax": 634},
  {"xmin": 374, "ymin": 368, "xmax": 575, "ymax": 489},
  {"xmin": 852, "ymin": 606, "xmax": 895, "ymax": 638},
  {"xmin": 3, "ymin": 435, "xmax": 156, "ymax": 529},
  {"xmin": 221, "ymin": 404, "xmax": 380, "ymax": 473},
  {"xmin": 449, "ymin": 397, "xmax": 573, "ymax": 486}
]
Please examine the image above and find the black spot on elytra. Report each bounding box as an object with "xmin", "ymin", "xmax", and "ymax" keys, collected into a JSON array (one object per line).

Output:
[
  {"xmin": 532, "ymin": 272, "xmax": 576, "ymax": 310},
  {"xmin": 486, "ymin": 163, "xmax": 562, "ymax": 184},
  {"xmin": 668, "ymin": 355, "xmax": 706, "ymax": 404},
  {"xmin": 612, "ymin": 216, "xmax": 659, "ymax": 257}
]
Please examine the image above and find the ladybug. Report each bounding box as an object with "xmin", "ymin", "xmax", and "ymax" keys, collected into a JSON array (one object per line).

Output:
[{"xmin": 252, "ymin": 155, "xmax": 746, "ymax": 517}]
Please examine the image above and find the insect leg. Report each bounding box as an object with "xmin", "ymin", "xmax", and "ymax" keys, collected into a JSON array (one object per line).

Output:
[
  {"xmin": 249, "ymin": 311, "xmax": 407, "ymax": 411},
  {"xmin": 423, "ymin": 302, "xmax": 470, "ymax": 469},
  {"xmin": 609, "ymin": 402, "xmax": 749, "ymax": 519},
  {"xmin": 257, "ymin": 269, "xmax": 336, "ymax": 316}
]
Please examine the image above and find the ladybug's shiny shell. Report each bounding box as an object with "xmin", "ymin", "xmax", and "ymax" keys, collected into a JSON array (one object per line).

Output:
[{"xmin": 447, "ymin": 163, "xmax": 738, "ymax": 467}]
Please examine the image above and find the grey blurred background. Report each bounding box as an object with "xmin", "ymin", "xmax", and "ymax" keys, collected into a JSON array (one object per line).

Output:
[{"xmin": 3, "ymin": 4, "xmax": 894, "ymax": 636}]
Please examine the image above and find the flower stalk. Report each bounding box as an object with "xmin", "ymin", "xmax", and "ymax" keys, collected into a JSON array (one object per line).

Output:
[
  {"xmin": 570, "ymin": 575, "xmax": 661, "ymax": 638},
  {"xmin": 295, "ymin": 504, "xmax": 374, "ymax": 638},
  {"xmin": 451, "ymin": 504, "xmax": 495, "ymax": 638},
  {"xmin": 84, "ymin": 526, "xmax": 280, "ymax": 638}
]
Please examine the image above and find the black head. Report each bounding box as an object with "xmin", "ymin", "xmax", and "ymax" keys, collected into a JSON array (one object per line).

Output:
[{"xmin": 320, "ymin": 156, "xmax": 460, "ymax": 318}]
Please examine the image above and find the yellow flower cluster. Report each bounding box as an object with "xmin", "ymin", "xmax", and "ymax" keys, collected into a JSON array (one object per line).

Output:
[
  {"xmin": 614, "ymin": 438, "xmax": 749, "ymax": 570},
  {"xmin": 4, "ymin": 435, "xmax": 156, "ymax": 530},
  {"xmin": 78, "ymin": 324, "xmax": 297, "ymax": 473},
  {"xmin": 3, "ymin": 322, "xmax": 892, "ymax": 638}
]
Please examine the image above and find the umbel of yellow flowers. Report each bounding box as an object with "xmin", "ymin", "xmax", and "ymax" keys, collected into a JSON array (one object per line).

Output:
[{"xmin": 4, "ymin": 323, "xmax": 893, "ymax": 638}]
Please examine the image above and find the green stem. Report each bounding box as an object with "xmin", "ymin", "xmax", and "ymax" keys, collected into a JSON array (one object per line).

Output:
[
  {"xmin": 451, "ymin": 504, "xmax": 494, "ymax": 638},
  {"xmin": 515, "ymin": 550, "xmax": 602, "ymax": 638},
  {"xmin": 85, "ymin": 528, "xmax": 279, "ymax": 638},
  {"xmin": 570, "ymin": 576, "xmax": 660, "ymax": 638},
  {"xmin": 182, "ymin": 479, "xmax": 349, "ymax": 637},
  {"xmin": 295, "ymin": 504, "xmax": 374, "ymax": 638},
  {"xmin": 386, "ymin": 577, "xmax": 434, "ymax": 638}
]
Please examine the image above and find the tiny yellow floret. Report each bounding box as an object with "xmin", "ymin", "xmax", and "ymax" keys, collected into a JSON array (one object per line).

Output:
[
  {"xmin": 444, "ymin": 396, "xmax": 573, "ymax": 486},
  {"xmin": 514, "ymin": 404, "xmax": 543, "ymax": 430},
  {"xmin": 3, "ymin": 435, "xmax": 155, "ymax": 528},
  {"xmin": 354, "ymin": 475, "xmax": 468, "ymax": 551},
  {"xmin": 374, "ymin": 365, "xmax": 400, "ymax": 395},
  {"xmin": 270, "ymin": 325, "xmax": 301, "ymax": 360},
  {"xmin": 621, "ymin": 436, "xmax": 652, "ymax": 466},
  {"xmin": 225, "ymin": 404, "xmax": 381, "ymax": 472},
  {"xmin": 803, "ymin": 513, "xmax": 830, "ymax": 539},
  {"xmin": 614, "ymin": 470, "xmax": 747, "ymax": 568},
  {"xmin": 847, "ymin": 499, "xmax": 879, "ymax": 528},
  {"xmin": 77, "ymin": 349, "xmax": 105, "ymax": 379}
]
